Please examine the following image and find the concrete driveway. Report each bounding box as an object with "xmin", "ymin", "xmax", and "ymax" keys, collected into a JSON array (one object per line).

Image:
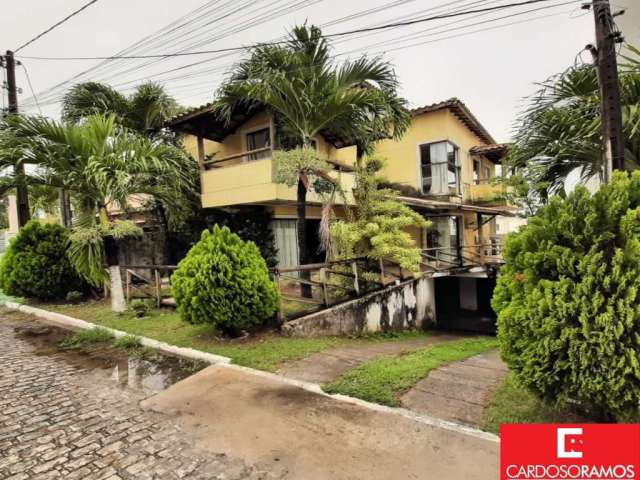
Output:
[{"xmin": 142, "ymin": 364, "xmax": 500, "ymax": 480}]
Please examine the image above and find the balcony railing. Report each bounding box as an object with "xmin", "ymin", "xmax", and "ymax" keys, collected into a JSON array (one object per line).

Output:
[
  {"xmin": 199, "ymin": 148, "xmax": 356, "ymax": 208},
  {"xmin": 464, "ymin": 178, "xmax": 508, "ymax": 205},
  {"xmin": 203, "ymin": 147, "xmax": 272, "ymax": 170},
  {"xmin": 420, "ymin": 241, "xmax": 504, "ymax": 272}
]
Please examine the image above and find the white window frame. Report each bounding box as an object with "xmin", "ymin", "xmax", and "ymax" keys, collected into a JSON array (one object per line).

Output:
[{"xmin": 416, "ymin": 139, "xmax": 461, "ymax": 196}]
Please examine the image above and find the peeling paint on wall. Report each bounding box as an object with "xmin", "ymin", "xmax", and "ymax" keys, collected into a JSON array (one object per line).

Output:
[{"xmin": 282, "ymin": 276, "xmax": 437, "ymax": 337}]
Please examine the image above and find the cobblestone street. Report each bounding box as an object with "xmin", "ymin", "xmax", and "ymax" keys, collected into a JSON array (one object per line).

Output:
[{"xmin": 0, "ymin": 310, "xmax": 271, "ymax": 480}]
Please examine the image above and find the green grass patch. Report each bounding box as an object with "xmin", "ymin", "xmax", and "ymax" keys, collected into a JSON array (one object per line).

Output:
[
  {"xmin": 481, "ymin": 374, "xmax": 585, "ymax": 434},
  {"xmin": 323, "ymin": 337, "xmax": 499, "ymax": 406},
  {"xmin": 59, "ymin": 327, "xmax": 114, "ymax": 349},
  {"xmin": 30, "ymin": 299, "xmax": 432, "ymax": 372},
  {"xmin": 0, "ymin": 290, "xmax": 23, "ymax": 304},
  {"xmin": 112, "ymin": 334, "xmax": 145, "ymax": 355}
]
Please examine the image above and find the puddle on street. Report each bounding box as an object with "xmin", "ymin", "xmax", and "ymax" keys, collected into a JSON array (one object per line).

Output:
[{"xmin": 11, "ymin": 320, "xmax": 207, "ymax": 395}]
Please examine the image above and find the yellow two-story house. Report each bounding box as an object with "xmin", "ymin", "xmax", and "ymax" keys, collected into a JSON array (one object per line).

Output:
[
  {"xmin": 169, "ymin": 98, "xmax": 515, "ymax": 331},
  {"xmin": 170, "ymin": 98, "xmax": 512, "ymax": 264}
]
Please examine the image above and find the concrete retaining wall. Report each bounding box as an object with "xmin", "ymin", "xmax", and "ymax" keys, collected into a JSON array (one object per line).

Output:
[{"xmin": 282, "ymin": 276, "xmax": 436, "ymax": 337}]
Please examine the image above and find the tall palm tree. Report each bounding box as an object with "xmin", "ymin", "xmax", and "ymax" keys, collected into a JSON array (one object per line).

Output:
[
  {"xmin": 62, "ymin": 81, "xmax": 181, "ymax": 134},
  {"xmin": 2, "ymin": 114, "xmax": 197, "ymax": 310},
  {"xmin": 215, "ymin": 25, "xmax": 410, "ymax": 271},
  {"xmin": 60, "ymin": 81, "xmax": 189, "ymax": 238},
  {"xmin": 510, "ymin": 45, "xmax": 640, "ymax": 195}
]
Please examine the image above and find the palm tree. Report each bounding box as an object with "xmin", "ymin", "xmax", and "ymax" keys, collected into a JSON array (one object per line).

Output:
[
  {"xmin": 215, "ymin": 25, "xmax": 410, "ymax": 273},
  {"xmin": 60, "ymin": 81, "xmax": 190, "ymax": 242},
  {"xmin": 2, "ymin": 114, "xmax": 197, "ymax": 310},
  {"xmin": 62, "ymin": 81, "xmax": 181, "ymax": 134},
  {"xmin": 510, "ymin": 45, "xmax": 640, "ymax": 195}
]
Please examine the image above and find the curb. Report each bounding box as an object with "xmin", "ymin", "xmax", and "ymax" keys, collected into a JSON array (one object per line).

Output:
[
  {"xmin": 4, "ymin": 301, "xmax": 232, "ymax": 366},
  {"xmin": 3, "ymin": 301, "xmax": 500, "ymax": 444}
]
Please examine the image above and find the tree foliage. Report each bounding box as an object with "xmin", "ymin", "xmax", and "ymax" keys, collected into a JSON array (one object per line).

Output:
[
  {"xmin": 62, "ymin": 81, "xmax": 181, "ymax": 135},
  {"xmin": 214, "ymin": 25, "xmax": 410, "ymax": 150},
  {"xmin": 331, "ymin": 157, "xmax": 429, "ymax": 271},
  {"xmin": 169, "ymin": 206, "xmax": 279, "ymax": 267},
  {"xmin": 172, "ymin": 225, "xmax": 279, "ymax": 334},
  {"xmin": 0, "ymin": 221, "xmax": 86, "ymax": 300},
  {"xmin": 0, "ymin": 114, "xmax": 196, "ymax": 285},
  {"xmin": 509, "ymin": 45, "xmax": 640, "ymax": 196},
  {"xmin": 492, "ymin": 171, "xmax": 640, "ymax": 421}
]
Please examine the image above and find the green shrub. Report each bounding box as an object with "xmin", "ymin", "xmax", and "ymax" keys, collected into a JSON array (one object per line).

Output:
[
  {"xmin": 129, "ymin": 299, "xmax": 151, "ymax": 318},
  {"xmin": 59, "ymin": 327, "xmax": 114, "ymax": 349},
  {"xmin": 492, "ymin": 171, "xmax": 640, "ymax": 421},
  {"xmin": 65, "ymin": 291, "xmax": 84, "ymax": 303},
  {"xmin": 172, "ymin": 225, "xmax": 279, "ymax": 334},
  {"xmin": 0, "ymin": 221, "xmax": 86, "ymax": 300}
]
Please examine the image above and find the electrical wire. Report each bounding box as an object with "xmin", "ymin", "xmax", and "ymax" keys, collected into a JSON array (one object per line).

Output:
[
  {"xmin": 14, "ymin": 0, "xmax": 102, "ymax": 53},
  {"xmin": 19, "ymin": 0, "xmax": 582, "ymax": 111},
  {"xmin": 17, "ymin": 0, "xmax": 571, "ymax": 60},
  {"xmin": 20, "ymin": 63, "xmax": 42, "ymax": 115}
]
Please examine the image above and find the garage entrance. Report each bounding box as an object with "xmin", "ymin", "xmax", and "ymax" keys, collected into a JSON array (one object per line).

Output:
[{"xmin": 434, "ymin": 276, "xmax": 497, "ymax": 333}]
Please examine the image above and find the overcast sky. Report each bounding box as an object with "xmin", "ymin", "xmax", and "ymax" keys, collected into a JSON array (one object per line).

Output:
[{"xmin": 0, "ymin": 0, "xmax": 635, "ymax": 142}]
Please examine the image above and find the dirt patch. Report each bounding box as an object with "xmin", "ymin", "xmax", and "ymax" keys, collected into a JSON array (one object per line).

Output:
[
  {"xmin": 401, "ymin": 349, "xmax": 508, "ymax": 427},
  {"xmin": 277, "ymin": 332, "xmax": 465, "ymax": 384}
]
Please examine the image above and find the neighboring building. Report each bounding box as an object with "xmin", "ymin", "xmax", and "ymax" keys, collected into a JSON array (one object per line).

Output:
[{"xmin": 169, "ymin": 98, "xmax": 518, "ymax": 332}]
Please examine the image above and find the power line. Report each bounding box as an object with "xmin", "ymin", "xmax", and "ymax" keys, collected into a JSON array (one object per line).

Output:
[
  {"xmin": 20, "ymin": 0, "xmax": 316, "ymax": 107},
  {"xmin": 22, "ymin": 0, "xmax": 498, "ymax": 107},
  {"xmin": 20, "ymin": 62, "xmax": 42, "ymax": 114},
  {"xmin": 14, "ymin": 0, "xmax": 102, "ymax": 53},
  {"xmin": 21, "ymin": 0, "xmax": 579, "ymax": 110},
  {"xmin": 16, "ymin": 0, "xmax": 571, "ymax": 60}
]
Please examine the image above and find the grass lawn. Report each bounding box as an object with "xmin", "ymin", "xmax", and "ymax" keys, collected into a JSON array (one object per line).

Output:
[
  {"xmin": 323, "ymin": 337, "xmax": 498, "ymax": 406},
  {"xmin": 481, "ymin": 374, "xmax": 585, "ymax": 434},
  {"xmin": 25, "ymin": 299, "xmax": 430, "ymax": 372}
]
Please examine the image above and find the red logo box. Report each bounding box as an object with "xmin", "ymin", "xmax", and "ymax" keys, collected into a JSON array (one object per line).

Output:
[{"xmin": 501, "ymin": 424, "xmax": 640, "ymax": 480}]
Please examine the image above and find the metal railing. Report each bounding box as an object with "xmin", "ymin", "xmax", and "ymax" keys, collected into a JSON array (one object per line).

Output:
[
  {"xmin": 420, "ymin": 241, "xmax": 504, "ymax": 272},
  {"xmin": 202, "ymin": 147, "xmax": 272, "ymax": 170}
]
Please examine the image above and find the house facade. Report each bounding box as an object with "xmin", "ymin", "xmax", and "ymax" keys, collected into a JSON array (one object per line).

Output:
[{"xmin": 169, "ymin": 98, "xmax": 517, "ymax": 332}]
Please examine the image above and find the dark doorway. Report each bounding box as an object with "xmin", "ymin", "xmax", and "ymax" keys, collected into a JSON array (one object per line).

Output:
[
  {"xmin": 305, "ymin": 219, "xmax": 326, "ymax": 263},
  {"xmin": 434, "ymin": 276, "xmax": 497, "ymax": 334}
]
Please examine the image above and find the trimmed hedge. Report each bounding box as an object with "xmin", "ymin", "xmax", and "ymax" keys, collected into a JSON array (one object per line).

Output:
[
  {"xmin": 172, "ymin": 225, "xmax": 279, "ymax": 334},
  {"xmin": 0, "ymin": 221, "xmax": 86, "ymax": 300},
  {"xmin": 492, "ymin": 172, "xmax": 640, "ymax": 421}
]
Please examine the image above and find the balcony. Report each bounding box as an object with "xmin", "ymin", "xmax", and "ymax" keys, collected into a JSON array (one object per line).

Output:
[
  {"xmin": 200, "ymin": 148, "xmax": 356, "ymax": 208},
  {"xmin": 464, "ymin": 179, "xmax": 508, "ymax": 206}
]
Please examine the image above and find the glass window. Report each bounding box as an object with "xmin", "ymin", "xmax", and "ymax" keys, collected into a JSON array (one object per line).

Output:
[
  {"xmin": 419, "ymin": 144, "xmax": 432, "ymax": 192},
  {"xmin": 426, "ymin": 216, "xmax": 461, "ymax": 264},
  {"xmin": 420, "ymin": 141, "xmax": 459, "ymax": 195},
  {"xmin": 246, "ymin": 128, "xmax": 271, "ymax": 160},
  {"xmin": 473, "ymin": 160, "xmax": 480, "ymax": 183}
]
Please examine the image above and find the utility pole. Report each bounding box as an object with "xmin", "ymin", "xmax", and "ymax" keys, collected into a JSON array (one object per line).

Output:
[
  {"xmin": 4, "ymin": 50, "xmax": 31, "ymax": 226},
  {"xmin": 591, "ymin": 0, "xmax": 625, "ymax": 179}
]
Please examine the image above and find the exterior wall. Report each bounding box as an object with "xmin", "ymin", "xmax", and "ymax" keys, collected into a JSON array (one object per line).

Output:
[
  {"xmin": 282, "ymin": 276, "xmax": 436, "ymax": 337},
  {"xmin": 495, "ymin": 215, "xmax": 527, "ymax": 237},
  {"xmin": 372, "ymin": 110, "xmax": 490, "ymax": 192},
  {"xmin": 199, "ymin": 157, "xmax": 355, "ymax": 208},
  {"xmin": 187, "ymin": 112, "xmax": 357, "ymax": 209}
]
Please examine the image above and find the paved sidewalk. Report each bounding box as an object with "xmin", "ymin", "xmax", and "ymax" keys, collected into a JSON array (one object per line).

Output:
[
  {"xmin": 143, "ymin": 364, "xmax": 500, "ymax": 480},
  {"xmin": 277, "ymin": 332, "xmax": 464, "ymax": 384},
  {"xmin": 0, "ymin": 311, "xmax": 273, "ymax": 480},
  {"xmin": 401, "ymin": 350, "xmax": 508, "ymax": 427}
]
